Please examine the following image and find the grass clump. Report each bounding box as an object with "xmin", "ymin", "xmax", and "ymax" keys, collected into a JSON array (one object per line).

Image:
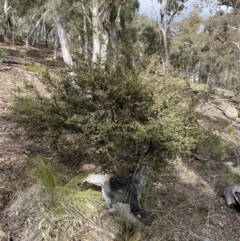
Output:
[
  {"xmin": 30, "ymin": 157, "xmax": 56, "ymax": 192},
  {"xmin": 6, "ymin": 157, "xmax": 105, "ymax": 240},
  {"xmin": 29, "ymin": 157, "xmax": 104, "ymax": 214},
  {"xmin": 18, "ymin": 50, "xmax": 26, "ymax": 58},
  {"xmin": 23, "ymin": 64, "xmax": 48, "ymax": 75},
  {"xmin": 225, "ymin": 173, "xmax": 239, "ymax": 185},
  {"xmin": 207, "ymin": 134, "xmax": 228, "ymax": 160}
]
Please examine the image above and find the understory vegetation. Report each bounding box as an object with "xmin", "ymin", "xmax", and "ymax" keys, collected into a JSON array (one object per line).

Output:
[
  {"xmin": 1, "ymin": 0, "xmax": 240, "ymax": 240},
  {"xmin": 10, "ymin": 58, "xmax": 206, "ymax": 240},
  {"xmin": 12, "ymin": 58, "xmax": 203, "ymax": 174}
]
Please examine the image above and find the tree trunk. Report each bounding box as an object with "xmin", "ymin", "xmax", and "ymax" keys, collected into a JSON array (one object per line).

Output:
[
  {"xmin": 91, "ymin": 0, "xmax": 111, "ymax": 66},
  {"xmin": 11, "ymin": 12, "xmax": 15, "ymax": 45},
  {"xmin": 55, "ymin": 18, "xmax": 73, "ymax": 66},
  {"xmin": 43, "ymin": 22, "xmax": 49, "ymax": 47},
  {"xmin": 53, "ymin": 29, "xmax": 59, "ymax": 60},
  {"xmin": 92, "ymin": 1, "xmax": 101, "ymax": 64},
  {"xmin": 161, "ymin": 27, "xmax": 169, "ymax": 69},
  {"xmin": 3, "ymin": 0, "xmax": 12, "ymax": 43},
  {"xmin": 26, "ymin": 10, "xmax": 49, "ymax": 49},
  {"xmin": 100, "ymin": 31, "xmax": 109, "ymax": 65},
  {"xmin": 193, "ymin": 61, "xmax": 200, "ymax": 82},
  {"xmin": 28, "ymin": 17, "xmax": 43, "ymax": 45},
  {"xmin": 83, "ymin": 14, "xmax": 88, "ymax": 61}
]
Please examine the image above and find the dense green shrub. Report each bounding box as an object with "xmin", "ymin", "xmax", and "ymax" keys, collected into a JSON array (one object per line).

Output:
[
  {"xmin": 200, "ymin": 134, "xmax": 229, "ymax": 160},
  {"xmin": 12, "ymin": 61, "xmax": 201, "ymax": 173}
]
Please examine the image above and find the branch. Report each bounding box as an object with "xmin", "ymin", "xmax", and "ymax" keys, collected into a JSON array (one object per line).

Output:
[
  {"xmin": 102, "ymin": 0, "xmax": 125, "ymax": 31},
  {"xmin": 167, "ymin": 10, "xmax": 178, "ymax": 25},
  {"xmin": 228, "ymin": 25, "xmax": 240, "ymax": 32},
  {"xmin": 167, "ymin": 1, "xmax": 186, "ymax": 25},
  {"xmin": 100, "ymin": 0, "xmax": 114, "ymax": 17},
  {"xmin": 72, "ymin": 2, "xmax": 92, "ymax": 24},
  {"xmin": 7, "ymin": 5, "xmax": 11, "ymax": 12},
  {"xmin": 2, "ymin": 56, "xmax": 44, "ymax": 66},
  {"xmin": 115, "ymin": 4, "xmax": 121, "ymax": 24},
  {"xmin": 232, "ymin": 41, "xmax": 240, "ymax": 50}
]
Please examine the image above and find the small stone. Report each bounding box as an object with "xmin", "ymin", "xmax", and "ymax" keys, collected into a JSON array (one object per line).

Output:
[
  {"xmin": 0, "ymin": 230, "xmax": 7, "ymax": 238},
  {"xmin": 235, "ymin": 117, "xmax": 240, "ymax": 123},
  {"xmin": 223, "ymin": 105, "xmax": 238, "ymax": 119},
  {"xmin": 223, "ymin": 161, "xmax": 234, "ymax": 166},
  {"xmin": 154, "ymin": 198, "xmax": 163, "ymax": 210}
]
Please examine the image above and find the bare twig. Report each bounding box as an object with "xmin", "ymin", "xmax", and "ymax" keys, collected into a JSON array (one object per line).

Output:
[{"xmin": 232, "ymin": 42, "xmax": 240, "ymax": 50}]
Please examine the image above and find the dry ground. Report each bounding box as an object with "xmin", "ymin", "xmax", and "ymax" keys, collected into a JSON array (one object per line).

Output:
[{"xmin": 0, "ymin": 42, "xmax": 240, "ymax": 241}]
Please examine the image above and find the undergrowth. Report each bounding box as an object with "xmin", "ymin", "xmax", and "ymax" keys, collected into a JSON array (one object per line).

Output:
[
  {"xmin": 201, "ymin": 134, "xmax": 229, "ymax": 160},
  {"xmin": 12, "ymin": 58, "xmax": 202, "ymax": 173},
  {"xmin": 11, "ymin": 157, "xmax": 106, "ymax": 240},
  {"xmin": 22, "ymin": 64, "xmax": 49, "ymax": 75},
  {"xmin": 17, "ymin": 157, "xmax": 158, "ymax": 240}
]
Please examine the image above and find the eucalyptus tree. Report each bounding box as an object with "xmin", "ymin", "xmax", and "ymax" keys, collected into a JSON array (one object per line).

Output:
[
  {"xmin": 54, "ymin": 0, "xmax": 73, "ymax": 66},
  {"xmin": 193, "ymin": 9, "xmax": 239, "ymax": 85},
  {"xmin": 2, "ymin": 0, "xmax": 13, "ymax": 43},
  {"xmin": 72, "ymin": 0, "xmax": 139, "ymax": 66},
  {"xmin": 153, "ymin": 0, "xmax": 188, "ymax": 69},
  {"xmin": 12, "ymin": 0, "xmax": 53, "ymax": 50},
  {"xmin": 111, "ymin": 0, "xmax": 140, "ymax": 67},
  {"xmin": 170, "ymin": 8, "xmax": 203, "ymax": 81},
  {"xmin": 199, "ymin": 0, "xmax": 240, "ymax": 85},
  {"xmin": 9, "ymin": 0, "xmax": 73, "ymax": 66}
]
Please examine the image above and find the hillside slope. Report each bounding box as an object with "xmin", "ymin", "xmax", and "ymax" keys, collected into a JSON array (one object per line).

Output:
[{"xmin": 0, "ymin": 43, "xmax": 240, "ymax": 241}]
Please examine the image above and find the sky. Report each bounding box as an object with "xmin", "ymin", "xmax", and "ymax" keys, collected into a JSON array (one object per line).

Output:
[{"xmin": 138, "ymin": 0, "xmax": 226, "ymax": 21}]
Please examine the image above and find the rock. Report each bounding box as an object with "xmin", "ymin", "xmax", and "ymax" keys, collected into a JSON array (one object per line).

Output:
[
  {"xmin": 224, "ymin": 184, "xmax": 240, "ymax": 206},
  {"xmin": 235, "ymin": 117, "xmax": 240, "ymax": 123},
  {"xmin": 223, "ymin": 161, "xmax": 234, "ymax": 167},
  {"xmin": 223, "ymin": 105, "xmax": 238, "ymax": 119},
  {"xmin": 0, "ymin": 230, "xmax": 7, "ymax": 239},
  {"xmin": 154, "ymin": 198, "xmax": 163, "ymax": 210}
]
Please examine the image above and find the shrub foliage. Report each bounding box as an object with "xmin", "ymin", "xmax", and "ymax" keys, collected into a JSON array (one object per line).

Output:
[{"xmin": 12, "ymin": 61, "xmax": 201, "ymax": 173}]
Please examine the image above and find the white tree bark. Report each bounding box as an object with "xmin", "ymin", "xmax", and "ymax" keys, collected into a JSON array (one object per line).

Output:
[
  {"xmin": 91, "ymin": 0, "xmax": 103, "ymax": 64},
  {"xmin": 91, "ymin": 0, "xmax": 118, "ymax": 65},
  {"xmin": 157, "ymin": 0, "xmax": 187, "ymax": 70},
  {"xmin": 53, "ymin": 29, "xmax": 59, "ymax": 60},
  {"xmin": 76, "ymin": 0, "xmax": 124, "ymax": 66},
  {"xmin": 55, "ymin": 18, "xmax": 73, "ymax": 66},
  {"xmin": 83, "ymin": 14, "xmax": 88, "ymax": 60}
]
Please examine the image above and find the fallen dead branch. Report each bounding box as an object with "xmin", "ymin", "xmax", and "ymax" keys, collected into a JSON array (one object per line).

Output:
[{"xmin": 2, "ymin": 56, "xmax": 43, "ymax": 66}]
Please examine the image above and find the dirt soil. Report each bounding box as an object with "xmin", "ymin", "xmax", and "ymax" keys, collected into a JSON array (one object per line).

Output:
[
  {"xmin": 0, "ymin": 42, "xmax": 240, "ymax": 241},
  {"xmin": 0, "ymin": 43, "xmax": 57, "ymax": 211}
]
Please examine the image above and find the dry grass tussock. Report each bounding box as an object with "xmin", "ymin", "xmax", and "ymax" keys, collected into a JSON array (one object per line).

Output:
[{"xmin": 1, "ymin": 160, "xmax": 159, "ymax": 241}]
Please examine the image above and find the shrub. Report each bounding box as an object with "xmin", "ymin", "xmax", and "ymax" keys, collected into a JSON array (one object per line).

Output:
[
  {"xmin": 18, "ymin": 50, "xmax": 26, "ymax": 58},
  {"xmin": 12, "ymin": 61, "xmax": 201, "ymax": 173},
  {"xmin": 200, "ymin": 134, "xmax": 229, "ymax": 160}
]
